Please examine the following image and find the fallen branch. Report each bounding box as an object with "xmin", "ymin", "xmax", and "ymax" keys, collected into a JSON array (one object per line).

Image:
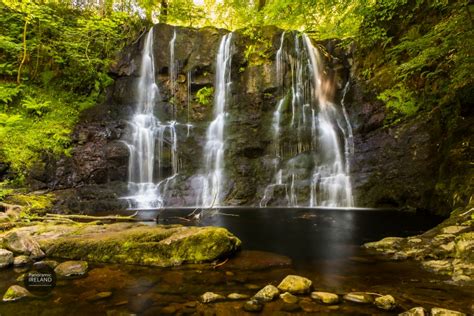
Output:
[{"xmin": 44, "ymin": 212, "xmax": 145, "ymax": 222}]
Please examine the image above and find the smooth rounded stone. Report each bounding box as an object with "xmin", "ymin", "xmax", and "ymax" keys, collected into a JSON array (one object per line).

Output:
[
  {"xmin": 2, "ymin": 285, "xmax": 33, "ymax": 302},
  {"xmin": 441, "ymin": 226, "xmax": 469, "ymax": 235},
  {"xmin": 398, "ymin": 307, "xmax": 427, "ymax": 316},
  {"xmin": 343, "ymin": 292, "xmax": 374, "ymax": 304},
  {"xmin": 2, "ymin": 231, "xmax": 45, "ymax": 259},
  {"xmin": 243, "ymin": 299, "xmax": 263, "ymax": 312},
  {"xmin": 311, "ymin": 291, "xmax": 339, "ymax": 304},
  {"xmin": 374, "ymin": 295, "xmax": 396, "ymax": 310},
  {"xmin": 439, "ymin": 242, "xmax": 455, "ymax": 252},
  {"xmin": 277, "ymin": 275, "xmax": 312, "ymax": 294},
  {"xmin": 227, "ymin": 293, "xmax": 249, "ymax": 300},
  {"xmin": 280, "ymin": 292, "xmax": 298, "ymax": 304},
  {"xmin": 34, "ymin": 260, "xmax": 59, "ymax": 269},
  {"xmin": 54, "ymin": 260, "xmax": 88, "ymax": 278},
  {"xmin": 431, "ymin": 307, "xmax": 466, "ymax": 316},
  {"xmin": 0, "ymin": 249, "xmax": 14, "ymax": 268},
  {"xmin": 254, "ymin": 284, "xmax": 279, "ymax": 302},
  {"xmin": 16, "ymin": 273, "xmax": 26, "ymax": 282},
  {"xmin": 13, "ymin": 255, "xmax": 30, "ymax": 266},
  {"xmin": 200, "ymin": 292, "xmax": 224, "ymax": 303},
  {"xmin": 422, "ymin": 260, "xmax": 453, "ymax": 274},
  {"xmin": 433, "ymin": 234, "xmax": 456, "ymax": 242}
]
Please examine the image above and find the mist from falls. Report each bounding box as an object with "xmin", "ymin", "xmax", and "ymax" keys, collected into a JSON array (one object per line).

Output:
[
  {"xmin": 260, "ymin": 32, "xmax": 354, "ymax": 208},
  {"xmin": 122, "ymin": 27, "xmax": 179, "ymax": 209}
]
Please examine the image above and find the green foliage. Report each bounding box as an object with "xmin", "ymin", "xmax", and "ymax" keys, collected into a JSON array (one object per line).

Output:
[
  {"xmin": 0, "ymin": 83, "xmax": 21, "ymax": 105},
  {"xmin": 196, "ymin": 86, "xmax": 214, "ymax": 106},
  {"xmin": 0, "ymin": 181, "xmax": 14, "ymax": 201},
  {"xmin": 358, "ymin": 0, "xmax": 473, "ymax": 121},
  {"xmin": 378, "ymin": 84, "xmax": 418, "ymax": 123}
]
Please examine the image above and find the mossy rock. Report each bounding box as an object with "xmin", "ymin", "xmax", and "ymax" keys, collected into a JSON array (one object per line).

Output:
[{"xmin": 27, "ymin": 222, "xmax": 241, "ymax": 267}]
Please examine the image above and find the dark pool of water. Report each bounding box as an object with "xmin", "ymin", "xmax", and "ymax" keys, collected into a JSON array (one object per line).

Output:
[{"xmin": 1, "ymin": 208, "xmax": 472, "ymax": 315}]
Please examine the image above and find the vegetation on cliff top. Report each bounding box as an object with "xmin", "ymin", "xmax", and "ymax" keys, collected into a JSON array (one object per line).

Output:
[{"xmin": 0, "ymin": 0, "xmax": 472, "ymax": 191}]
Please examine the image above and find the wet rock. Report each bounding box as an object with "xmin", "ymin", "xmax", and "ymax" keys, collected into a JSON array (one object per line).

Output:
[
  {"xmin": 13, "ymin": 255, "xmax": 30, "ymax": 266},
  {"xmin": 200, "ymin": 292, "xmax": 224, "ymax": 303},
  {"xmin": 422, "ymin": 260, "xmax": 453, "ymax": 275},
  {"xmin": 439, "ymin": 241, "xmax": 455, "ymax": 253},
  {"xmin": 408, "ymin": 238, "xmax": 423, "ymax": 244},
  {"xmin": 34, "ymin": 260, "xmax": 59, "ymax": 269},
  {"xmin": 2, "ymin": 231, "xmax": 45, "ymax": 259},
  {"xmin": 452, "ymin": 259, "xmax": 474, "ymax": 282},
  {"xmin": 254, "ymin": 284, "xmax": 279, "ymax": 302},
  {"xmin": 455, "ymin": 232, "xmax": 474, "ymax": 260},
  {"xmin": 243, "ymin": 299, "xmax": 263, "ymax": 312},
  {"xmin": 343, "ymin": 292, "xmax": 374, "ymax": 304},
  {"xmin": 441, "ymin": 226, "xmax": 469, "ymax": 235},
  {"xmin": 431, "ymin": 307, "xmax": 466, "ymax": 316},
  {"xmin": 280, "ymin": 292, "xmax": 298, "ymax": 304},
  {"xmin": 364, "ymin": 237, "xmax": 403, "ymax": 250},
  {"xmin": 227, "ymin": 293, "xmax": 249, "ymax": 300},
  {"xmin": 277, "ymin": 275, "xmax": 312, "ymax": 294},
  {"xmin": 0, "ymin": 249, "xmax": 13, "ymax": 268},
  {"xmin": 2, "ymin": 285, "xmax": 33, "ymax": 302},
  {"xmin": 374, "ymin": 295, "xmax": 396, "ymax": 310},
  {"xmin": 36, "ymin": 223, "xmax": 241, "ymax": 267},
  {"xmin": 54, "ymin": 260, "xmax": 88, "ymax": 278},
  {"xmin": 398, "ymin": 307, "xmax": 427, "ymax": 316},
  {"xmin": 311, "ymin": 291, "xmax": 339, "ymax": 304},
  {"xmin": 433, "ymin": 234, "xmax": 456, "ymax": 243}
]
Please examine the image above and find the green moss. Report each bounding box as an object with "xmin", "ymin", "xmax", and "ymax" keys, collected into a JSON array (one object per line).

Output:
[{"xmin": 195, "ymin": 87, "xmax": 214, "ymax": 106}]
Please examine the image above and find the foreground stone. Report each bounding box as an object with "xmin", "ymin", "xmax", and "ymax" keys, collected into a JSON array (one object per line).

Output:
[
  {"xmin": 343, "ymin": 292, "xmax": 374, "ymax": 304},
  {"xmin": 13, "ymin": 255, "xmax": 30, "ymax": 266},
  {"xmin": 243, "ymin": 299, "xmax": 263, "ymax": 312},
  {"xmin": 398, "ymin": 307, "xmax": 426, "ymax": 316},
  {"xmin": 0, "ymin": 222, "xmax": 241, "ymax": 267},
  {"xmin": 280, "ymin": 292, "xmax": 298, "ymax": 304},
  {"xmin": 200, "ymin": 292, "xmax": 224, "ymax": 303},
  {"xmin": 2, "ymin": 285, "xmax": 33, "ymax": 302},
  {"xmin": 431, "ymin": 307, "xmax": 466, "ymax": 316},
  {"xmin": 277, "ymin": 275, "xmax": 312, "ymax": 294},
  {"xmin": 227, "ymin": 293, "xmax": 249, "ymax": 300},
  {"xmin": 311, "ymin": 291, "xmax": 339, "ymax": 304},
  {"xmin": 363, "ymin": 203, "xmax": 474, "ymax": 283},
  {"xmin": 0, "ymin": 249, "xmax": 13, "ymax": 268},
  {"xmin": 374, "ymin": 294, "xmax": 396, "ymax": 310},
  {"xmin": 2, "ymin": 231, "xmax": 45, "ymax": 259},
  {"xmin": 55, "ymin": 260, "xmax": 88, "ymax": 279},
  {"xmin": 254, "ymin": 284, "xmax": 279, "ymax": 302}
]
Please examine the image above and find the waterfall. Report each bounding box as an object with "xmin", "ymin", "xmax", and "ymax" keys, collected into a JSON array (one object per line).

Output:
[
  {"xmin": 261, "ymin": 32, "xmax": 354, "ymax": 208},
  {"xmin": 122, "ymin": 27, "xmax": 179, "ymax": 209},
  {"xmin": 199, "ymin": 33, "xmax": 233, "ymax": 207}
]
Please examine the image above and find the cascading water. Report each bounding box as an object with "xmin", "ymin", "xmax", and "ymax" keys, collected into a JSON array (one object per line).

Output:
[
  {"xmin": 198, "ymin": 33, "xmax": 233, "ymax": 207},
  {"xmin": 261, "ymin": 32, "xmax": 354, "ymax": 207},
  {"xmin": 122, "ymin": 27, "xmax": 179, "ymax": 209}
]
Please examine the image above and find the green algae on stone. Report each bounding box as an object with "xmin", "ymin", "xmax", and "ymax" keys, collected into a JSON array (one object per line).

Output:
[{"xmin": 25, "ymin": 222, "xmax": 241, "ymax": 267}]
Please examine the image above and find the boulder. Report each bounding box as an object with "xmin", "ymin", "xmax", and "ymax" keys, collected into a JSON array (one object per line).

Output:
[
  {"xmin": 35, "ymin": 223, "xmax": 241, "ymax": 267},
  {"xmin": 200, "ymin": 292, "xmax": 224, "ymax": 303},
  {"xmin": 13, "ymin": 255, "xmax": 30, "ymax": 266},
  {"xmin": 277, "ymin": 275, "xmax": 312, "ymax": 294},
  {"xmin": 2, "ymin": 231, "xmax": 45, "ymax": 259},
  {"xmin": 422, "ymin": 260, "xmax": 453, "ymax": 275},
  {"xmin": 54, "ymin": 260, "xmax": 88, "ymax": 279},
  {"xmin": 364, "ymin": 237, "xmax": 403, "ymax": 251},
  {"xmin": 2, "ymin": 285, "xmax": 33, "ymax": 302},
  {"xmin": 254, "ymin": 284, "xmax": 279, "ymax": 302},
  {"xmin": 311, "ymin": 291, "xmax": 339, "ymax": 304},
  {"xmin": 398, "ymin": 307, "xmax": 426, "ymax": 316},
  {"xmin": 374, "ymin": 295, "xmax": 396, "ymax": 310},
  {"xmin": 0, "ymin": 248, "xmax": 13, "ymax": 268}
]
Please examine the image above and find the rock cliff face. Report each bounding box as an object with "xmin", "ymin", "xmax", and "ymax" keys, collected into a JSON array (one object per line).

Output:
[{"xmin": 29, "ymin": 23, "xmax": 472, "ymax": 215}]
